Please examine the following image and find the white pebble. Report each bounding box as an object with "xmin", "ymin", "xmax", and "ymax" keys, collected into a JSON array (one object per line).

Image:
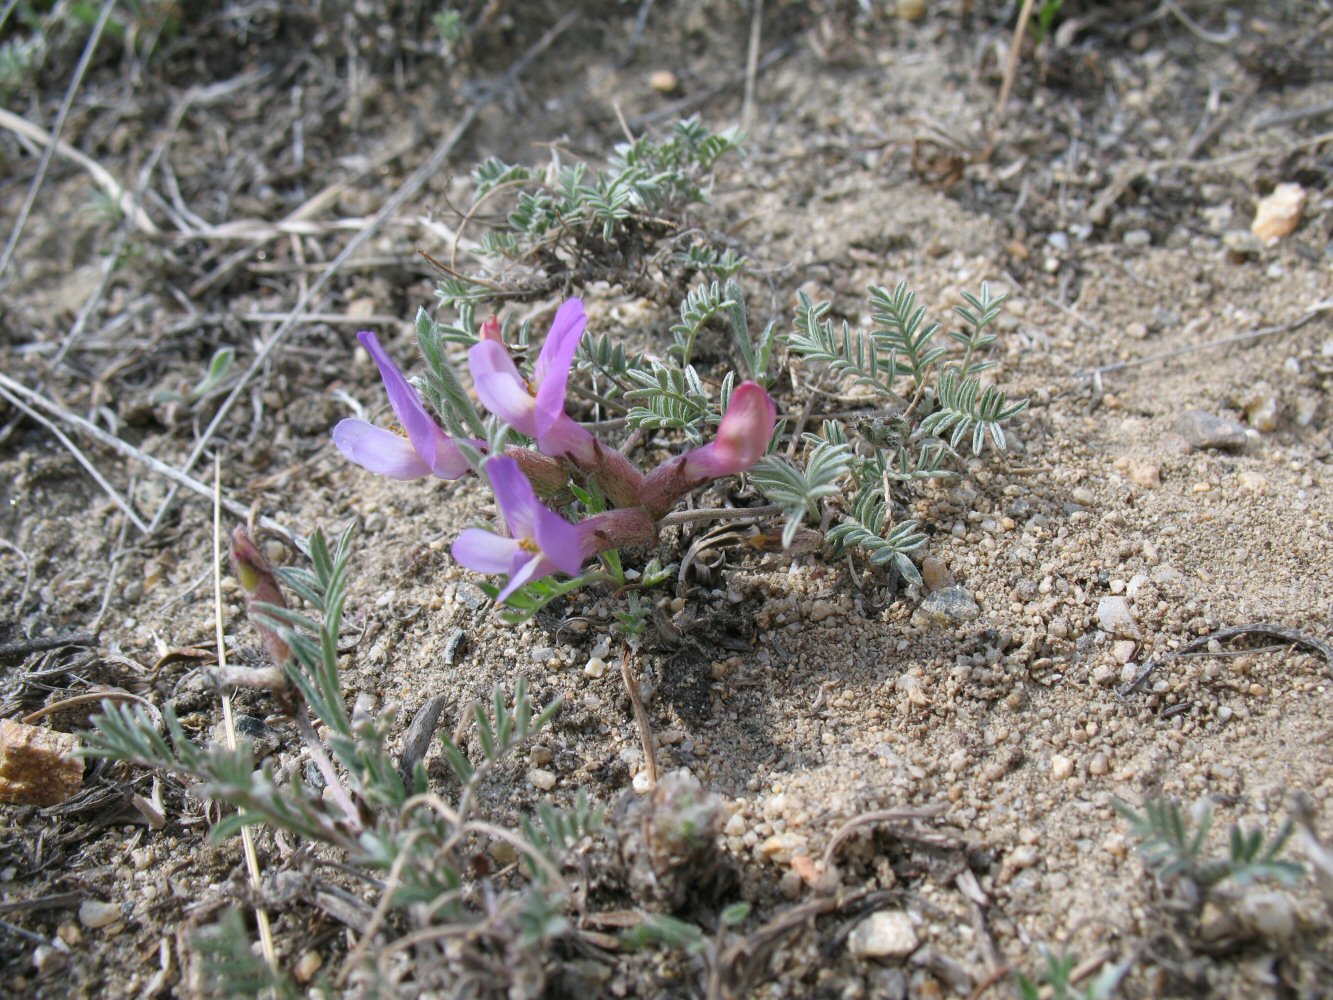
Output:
[
  {"xmin": 78, "ymin": 900, "xmax": 120, "ymax": 929},
  {"xmin": 527, "ymin": 768, "xmax": 557, "ymax": 792},
  {"xmin": 847, "ymin": 910, "xmax": 918, "ymax": 959}
]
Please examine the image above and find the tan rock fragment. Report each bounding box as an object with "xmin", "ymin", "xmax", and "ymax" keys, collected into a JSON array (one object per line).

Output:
[
  {"xmin": 0, "ymin": 718, "xmax": 83, "ymax": 806},
  {"xmin": 1251, "ymin": 183, "xmax": 1306, "ymax": 245}
]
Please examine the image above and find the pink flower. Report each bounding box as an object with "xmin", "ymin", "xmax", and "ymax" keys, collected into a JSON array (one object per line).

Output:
[
  {"xmin": 681, "ymin": 381, "xmax": 777, "ymax": 478},
  {"xmin": 640, "ymin": 381, "xmax": 777, "ymax": 518},
  {"xmin": 469, "ymin": 299, "xmax": 597, "ymax": 462},
  {"xmin": 452, "ymin": 456, "xmax": 586, "ymax": 603},
  {"xmin": 333, "ymin": 332, "xmax": 472, "ymax": 480}
]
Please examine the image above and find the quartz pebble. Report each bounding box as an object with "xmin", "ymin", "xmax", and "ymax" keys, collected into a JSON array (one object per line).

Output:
[
  {"xmin": 527, "ymin": 768, "xmax": 557, "ymax": 792},
  {"xmin": 1089, "ymin": 752, "xmax": 1109, "ymax": 776},
  {"xmin": 1051, "ymin": 754, "xmax": 1074, "ymax": 781},
  {"xmin": 293, "ymin": 950, "xmax": 323, "ymax": 984},
  {"xmin": 1251, "ymin": 183, "xmax": 1306, "ymax": 245},
  {"xmin": 847, "ymin": 910, "xmax": 918, "ymax": 960},
  {"xmin": 1096, "ymin": 596, "xmax": 1141, "ymax": 639},
  {"xmin": 1238, "ymin": 889, "xmax": 1296, "ymax": 943},
  {"xmin": 1241, "ymin": 386, "xmax": 1279, "ymax": 431},
  {"xmin": 1238, "ymin": 470, "xmax": 1269, "ymax": 494},
  {"xmin": 1127, "ymin": 461, "xmax": 1160, "ymax": 488},
  {"xmin": 1222, "ymin": 228, "xmax": 1262, "ymax": 258},
  {"xmin": 78, "ymin": 900, "xmax": 120, "ymax": 930}
]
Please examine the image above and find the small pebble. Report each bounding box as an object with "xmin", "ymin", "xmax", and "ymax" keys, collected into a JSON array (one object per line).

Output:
[
  {"xmin": 1238, "ymin": 889, "xmax": 1296, "ymax": 943},
  {"xmin": 1251, "ymin": 183, "xmax": 1306, "ymax": 245},
  {"xmin": 847, "ymin": 910, "xmax": 918, "ymax": 959},
  {"xmin": 649, "ymin": 69, "xmax": 680, "ymax": 94},
  {"xmin": 1051, "ymin": 754, "xmax": 1074, "ymax": 781},
  {"xmin": 911, "ymin": 586, "xmax": 980, "ymax": 627},
  {"xmin": 1237, "ymin": 470, "xmax": 1269, "ymax": 494},
  {"xmin": 809, "ymin": 599, "xmax": 835, "ymax": 623},
  {"xmin": 1111, "ymin": 640, "xmax": 1137, "ymax": 664},
  {"xmin": 1127, "ymin": 461, "xmax": 1160, "ymax": 488},
  {"xmin": 1241, "ymin": 386, "xmax": 1279, "ymax": 432},
  {"xmin": 527, "ymin": 768, "xmax": 557, "ymax": 792},
  {"xmin": 442, "ymin": 628, "xmax": 467, "ymax": 665},
  {"xmin": 1172, "ymin": 410, "xmax": 1247, "ymax": 452},
  {"xmin": 32, "ymin": 945, "xmax": 66, "ymax": 974},
  {"xmin": 78, "ymin": 900, "xmax": 120, "ymax": 930},
  {"xmin": 293, "ymin": 950, "xmax": 323, "ymax": 984},
  {"xmin": 920, "ymin": 556, "xmax": 954, "ymax": 592},
  {"xmin": 1089, "ymin": 752, "xmax": 1109, "ymax": 776},
  {"xmin": 1096, "ymin": 596, "xmax": 1141, "ymax": 639},
  {"xmin": 1222, "ymin": 228, "xmax": 1263, "ymax": 258},
  {"xmin": 584, "ymin": 656, "xmax": 608, "ymax": 678},
  {"xmin": 1009, "ymin": 845, "xmax": 1039, "ymax": 870}
]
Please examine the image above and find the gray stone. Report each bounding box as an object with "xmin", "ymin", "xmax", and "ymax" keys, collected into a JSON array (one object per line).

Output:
[
  {"xmin": 455, "ymin": 584, "xmax": 488, "ymax": 611},
  {"xmin": 1171, "ymin": 410, "xmax": 1248, "ymax": 452},
  {"xmin": 443, "ymin": 627, "xmax": 467, "ymax": 665},
  {"xmin": 911, "ymin": 586, "xmax": 980, "ymax": 627}
]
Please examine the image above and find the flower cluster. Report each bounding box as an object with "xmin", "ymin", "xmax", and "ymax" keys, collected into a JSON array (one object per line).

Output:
[{"xmin": 334, "ymin": 299, "xmax": 776, "ymax": 604}]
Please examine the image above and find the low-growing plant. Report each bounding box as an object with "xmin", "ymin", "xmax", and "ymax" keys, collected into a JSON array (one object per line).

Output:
[
  {"xmin": 1113, "ymin": 796, "xmax": 1304, "ymax": 892},
  {"xmin": 1015, "ymin": 946, "xmax": 1126, "ymax": 1000},
  {"xmin": 325, "ymin": 118, "xmax": 1028, "ymax": 619}
]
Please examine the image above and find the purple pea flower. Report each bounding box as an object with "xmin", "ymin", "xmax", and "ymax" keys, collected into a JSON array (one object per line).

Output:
[
  {"xmin": 452, "ymin": 456, "xmax": 587, "ymax": 603},
  {"xmin": 333, "ymin": 332, "xmax": 473, "ymax": 481},
  {"xmin": 469, "ymin": 299, "xmax": 598, "ymax": 463}
]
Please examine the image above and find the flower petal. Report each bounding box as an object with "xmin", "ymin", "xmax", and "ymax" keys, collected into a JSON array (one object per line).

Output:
[
  {"xmin": 485, "ymin": 455, "xmax": 540, "ymax": 541},
  {"xmin": 535, "ymin": 411, "xmax": 596, "ymax": 464},
  {"xmin": 532, "ymin": 503, "xmax": 586, "ymax": 578},
  {"xmin": 332, "ymin": 419, "xmax": 432, "ymax": 480},
  {"xmin": 532, "ymin": 299, "xmax": 587, "ymax": 390},
  {"xmin": 495, "ymin": 552, "xmax": 550, "ymax": 604},
  {"xmin": 469, "ymin": 340, "xmax": 537, "ymax": 436},
  {"xmin": 683, "ymin": 381, "xmax": 776, "ymax": 479},
  {"xmin": 424, "ymin": 426, "xmax": 472, "ymax": 479},
  {"xmin": 452, "ymin": 528, "xmax": 518, "ymax": 575},
  {"xmin": 533, "ymin": 300, "xmax": 587, "ymax": 440},
  {"xmin": 358, "ymin": 331, "xmax": 450, "ymax": 473}
]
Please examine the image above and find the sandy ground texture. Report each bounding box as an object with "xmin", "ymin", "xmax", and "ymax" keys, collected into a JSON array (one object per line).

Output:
[{"xmin": 1, "ymin": 1, "xmax": 1332, "ymax": 997}]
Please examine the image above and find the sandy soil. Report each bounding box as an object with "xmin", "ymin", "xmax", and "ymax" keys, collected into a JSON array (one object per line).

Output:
[{"xmin": 1, "ymin": 2, "xmax": 1331, "ymax": 997}]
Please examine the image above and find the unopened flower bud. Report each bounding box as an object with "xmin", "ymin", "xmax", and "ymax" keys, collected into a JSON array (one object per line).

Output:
[{"xmin": 229, "ymin": 528, "xmax": 291, "ymax": 667}]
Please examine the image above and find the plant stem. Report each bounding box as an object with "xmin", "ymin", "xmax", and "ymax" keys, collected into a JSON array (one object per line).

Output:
[
  {"xmin": 658, "ymin": 504, "xmax": 782, "ymax": 528},
  {"xmin": 294, "ymin": 712, "xmax": 364, "ymax": 833}
]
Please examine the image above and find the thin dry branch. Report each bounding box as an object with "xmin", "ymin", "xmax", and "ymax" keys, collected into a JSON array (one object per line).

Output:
[
  {"xmin": 0, "ymin": 382, "xmax": 149, "ymax": 534},
  {"xmin": 0, "ymin": 37, "xmax": 161, "ymax": 260},
  {"xmin": 0, "ymin": 370, "xmax": 297, "ymax": 546}
]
